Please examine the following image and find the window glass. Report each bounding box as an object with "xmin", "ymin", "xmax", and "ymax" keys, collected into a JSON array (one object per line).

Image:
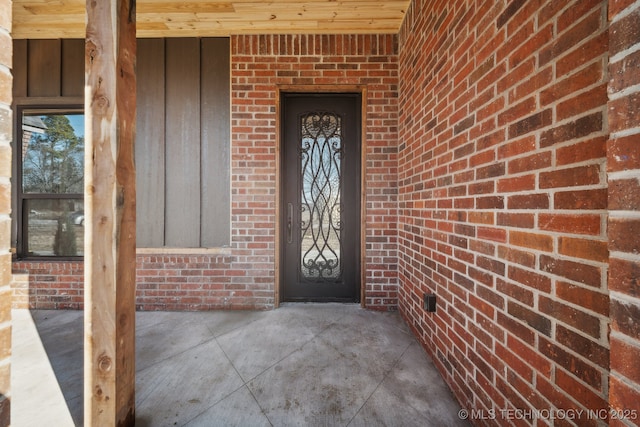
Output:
[
  {"xmin": 25, "ymin": 199, "xmax": 84, "ymax": 257},
  {"xmin": 19, "ymin": 109, "xmax": 84, "ymax": 257},
  {"xmin": 22, "ymin": 112, "xmax": 84, "ymax": 194}
]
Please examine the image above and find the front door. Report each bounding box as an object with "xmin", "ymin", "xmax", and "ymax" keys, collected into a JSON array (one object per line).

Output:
[{"xmin": 281, "ymin": 93, "xmax": 361, "ymax": 302}]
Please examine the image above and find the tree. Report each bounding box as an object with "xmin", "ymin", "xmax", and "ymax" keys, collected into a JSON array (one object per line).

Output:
[{"xmin": 22, "ymin": 114, "xmax": 84, "ymax": 194}]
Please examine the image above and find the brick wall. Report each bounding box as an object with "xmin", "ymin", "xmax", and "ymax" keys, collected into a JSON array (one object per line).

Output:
[
  {"xmin": 12, "ymin": 33, "xmax": 400, "ymax": 312},
  {"xmin": 231, "ymin": 34, "xmax": 399, "ymax": 310},
  {"xmin": 13, "ymin": 261, "xmax": 84, "ymax": 309},
  {"xmin": 608, "ymin": 0, "xmax": 640, "ymax": 424},
  {"xmin": 13, "ymin": 255, "xmax": 270, "ymax": 311},
  {"xmin": 0, "ymin": 0, "xmax": 10, "ymax": 423},
  {"xmin": 398, "ymin": 0, "xmax": 612, "ymax": 424}
]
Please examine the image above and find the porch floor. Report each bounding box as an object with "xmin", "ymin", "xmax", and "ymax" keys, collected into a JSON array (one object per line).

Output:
[{"xmin": 12, "ymin": 304, "xmax": 468, "ymax": 426}]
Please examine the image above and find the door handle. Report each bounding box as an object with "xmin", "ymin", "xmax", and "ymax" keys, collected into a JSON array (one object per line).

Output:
[{"xmin": 287, "ymin": 203, "xmax": 293, "ymax": 244}]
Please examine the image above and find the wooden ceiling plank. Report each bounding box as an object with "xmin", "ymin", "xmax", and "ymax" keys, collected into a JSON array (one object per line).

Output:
[
  {"xmin": 12, "ymin": 0, "xmax": 409, "ymax": 38},
  {"xmin": 138, "ymin": 2, "xmax": 236, "ymax": 13}
]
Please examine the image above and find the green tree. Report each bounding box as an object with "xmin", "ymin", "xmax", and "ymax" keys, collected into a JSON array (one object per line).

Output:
[{"xmin": 23, "ymin": 114, "xmax": 84, "ymax": 194}]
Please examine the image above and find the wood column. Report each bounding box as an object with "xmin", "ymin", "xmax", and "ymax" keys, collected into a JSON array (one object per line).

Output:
[
  {"xmin": 84, "ymin": 0, "xmax": 136, "ymax": 426},
  {"xmin": 0, "ymin": 0, "xmax": 13, "ymax": 425}
]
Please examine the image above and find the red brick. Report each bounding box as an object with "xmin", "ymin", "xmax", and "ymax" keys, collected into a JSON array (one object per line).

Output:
[
  {"xmin": 498, "ymin": 97, "xmax": 537, "ymax": 127},
  {"xmin": 609, "ymin": 48, "xmax": 640, "ymax": 93},
  {"xmin": 539, "ymin": 213, "xmax": 601, "ymax": 235},
  {"xmin": 540, "ymin": 62, "xmax": 603, "ymax": 107},
  {"xmin": 556, "ymin": 280, "xmax": 609, "ymax": 316},
  {"xmin": 609, "ymin": 217, "xmax": 640, "ymax": 253},
  {"xmin": 607, "ymin": 133, "xmax": 640, "ymax": 172},
  {"xmin": 476, "ymin": 196, "xmax": 504, "ymax": 209},
  {"xmin": 508, "ymin": 109, "xmax": 553, "ymax": 138},
  {"xmin": 497, "ymin": 213, "xmax": 534, "ymax": 229},
  {"xmin": 539, "ymin": 165, "xmax": 601, "ymax": 189},
  {"xmin": 611, "ymin": 298, "xmax": 640, "ymax": 338},
  {"xmin": 609, "ymin": 0, "xmax": 637, "ymax": 19},
  {"xmin": 554, "ymin": 188, "xmax": 607, "ymax": 210},
  {"xmin": 506, "ymin": 333, "xmax": 552, "ymax": 377},
  {"xmin": 610, "ymin": 178, "xmax": 640, "ymax": 211},
  {"xmin": 556, "ymin": 325, "xmax": 609, "ymax": 369},
  {"xmin": 610, "ymin": 337, "xmax": 640, "ymax": 385},
  {"xmin": 495, "ymin": 342, "xmax": 534, "ymax": 382},
  {"xmin": 558, "ymin": 237, "xmax": 608, "ymax": 263},
  {"xmin": 539, "ymin": 336, "xmax": 603, "ymax": 390},
  {"xmin": 497, "ymin": 175, "xmax": 535, "ymax": 193},
  {"xmin": 536, "ymin": 375, "xmax": 584, "ymax": 418},
  {"xmin": 557, "ymin": 31, "xmax": 608, "ymax": 77},
  {"xmin": 477, "ymin": 226, "xmax": 507, "ymax": 243},
  {"xmin": 609, "ymin": 375, "xmax": 640, "ymax": 421},
  {"xmin": 609, "ymin": 9, "xmax": 640, "ymax": 57},
  {"xmin": 609, "ymin": 92, "xmax": 640, "ymax": 134},
  {"xmin": 539, "ymin": 9, "xmax": 602, "ymax": 66},
  {"xmin": 508, "ymin": 300, "xmax": 552, "ymax": 336},
  {"xmin": 509, "ymin": 230, "xmax": 553, "ymax": 252},
  {"xmin": 498, "ymin": 247, "xmax": 536, "ymax": 269},
  {"xmin": 540, "ymin": 255, "xmax": 602, "ymax": 288},
  {"xmin": 508, "ymin": 266, "xmax": 551, "ymax": 293},
  {"xmin": 507, "ymin": 193, "xmax": 550, "ymax": 210},
  {"xmin": 507, "ymin": 151, "xmax": 552, "ymax": 174},
  {"xmin": 396, "ymin": 0, "xmax": 618, "ymax": 422},
  {"xmin": 608, "ymin": 257, "xmax": 640, "ymax": 298},
  {"xmin": 497, "ymin": 0, "xmax": 526, "ymax": 28},
  {"xmin": 556, "ymin": 135, "xmax": 606, "ymax": 166},
  {"xmin": 557, "ymin": 85, "xmax": 608, "ymax": 121},
  {"xmin": 555, "ymin": 368, "xmax": 609, "ymax": 412},
  {"xmin": 496, "ymin": 278, "xmax": 534, "ymax": 306}
]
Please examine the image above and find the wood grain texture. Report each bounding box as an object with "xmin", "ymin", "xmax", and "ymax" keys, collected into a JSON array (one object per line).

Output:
[
  {"xmin": 84, "ymin": 0, "xmax": 136, "ymax": 425},
  {"xmin": 164, "ymin": 38, "xmax": 201, "ymax": 247},
  {"xmin": 12, "ymin": 40, "xmax": 28, "ymax": 98},
  {"xmin": 201, "ymin": 37, "xmax": 230, "ymax": 247},
  {"xmin": 15, "ymin": 36, "xmax": 232, "ymax": 249},
  {"xmin": 27, "ymin": 39, "xmax": 61, "ymax": 97},
  {"xmin": 136, "ymin": 38, "xmax": 166, "ymax": 247},
  {"xmin": 61, "ymin": 39, "xmax": 85, "ymax": 97},
  {"xmin": 13, "ymin": 0, "xmax": 409, "ymax": 38}
]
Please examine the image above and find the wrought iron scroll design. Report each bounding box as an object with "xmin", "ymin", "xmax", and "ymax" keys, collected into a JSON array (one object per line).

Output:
[{"xmin": 299, "ymin": 112, "xmax": 343, "ymax": 281}]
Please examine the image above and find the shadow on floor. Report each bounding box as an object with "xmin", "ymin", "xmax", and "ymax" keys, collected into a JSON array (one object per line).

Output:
[{"xmin": 13, "ymin": 304, "xmax": 469, "ymax": 426}]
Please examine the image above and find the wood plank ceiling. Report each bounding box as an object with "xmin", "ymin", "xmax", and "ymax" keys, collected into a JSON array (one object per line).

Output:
[{"xmin": 12, "ymin": 0, "xmax": 410, "ymax": 39}]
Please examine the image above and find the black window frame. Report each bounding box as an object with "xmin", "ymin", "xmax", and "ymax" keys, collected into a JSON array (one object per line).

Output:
[{"xmin": 16, "ymin": 104, "xmax": 85, "ymax": 260}]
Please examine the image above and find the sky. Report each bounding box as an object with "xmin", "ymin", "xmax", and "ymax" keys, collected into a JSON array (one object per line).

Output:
[{"xmin": 66, "ymin": 114, "xmax": 85, "ymax": 137}]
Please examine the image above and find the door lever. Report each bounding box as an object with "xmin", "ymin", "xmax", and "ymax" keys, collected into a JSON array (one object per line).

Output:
[{"xmin": 287, "ymin": 203, "xmax": 293, "ymax": 244}]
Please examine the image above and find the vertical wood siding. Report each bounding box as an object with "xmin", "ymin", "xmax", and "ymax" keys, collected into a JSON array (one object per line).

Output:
[
  {"xmin": 201, "ymin": 38, "xmax": 231, "ymax": 247},
  {"xmin": 12, "ymin": 38, "xmax": 232, "ymax": 248},
  {"xmin": 27, "ymin": 39, "xmax": 61, "ymax": 97},
  {"xmin": 136, "ymin": 39, "xmax": 166, "ymax": 247},
  {"xmin": 165, "ymin": 38, "xmax": 202, "ymax": 246},
  {"xmin": 61, "ymin": 39, "xmax": 84, "ymax": 97}
]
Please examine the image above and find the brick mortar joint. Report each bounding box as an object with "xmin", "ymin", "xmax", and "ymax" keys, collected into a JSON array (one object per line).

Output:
[
  {"xmin": 609, "ymin": 369, "xmax": 640, "ymax": 391},
  {"xmin": 610, "ymin": 289, "xmax": 640, "ymax": 306},
  {"xmin": 609, "ymin": 2, "xmax": 640, "ymax": 22}
]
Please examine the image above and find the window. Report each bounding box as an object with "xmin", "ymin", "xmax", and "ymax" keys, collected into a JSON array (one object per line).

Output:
[{"xmin": 17, "ymin": 107, "xmax": 84, "ymax": 258}]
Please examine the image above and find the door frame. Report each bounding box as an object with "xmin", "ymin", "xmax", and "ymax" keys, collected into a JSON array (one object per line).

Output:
[{"xmin": 275, "ymin": 85, "xmax": 367, "ymax": 307}]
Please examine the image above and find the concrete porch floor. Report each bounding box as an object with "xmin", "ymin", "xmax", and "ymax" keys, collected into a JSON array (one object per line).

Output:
[{"xmin": 12, "ymin": 304, "xmax": 469, "ymax": 426}]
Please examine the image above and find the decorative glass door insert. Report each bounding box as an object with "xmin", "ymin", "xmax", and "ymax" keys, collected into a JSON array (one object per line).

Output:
[
  {"xmin": 282, "ymin": 93, "xmax": 361, "ymax": 302},
  {"xmin": 299, "ymin": 112, "xmax": 343, "ymax": 281}
]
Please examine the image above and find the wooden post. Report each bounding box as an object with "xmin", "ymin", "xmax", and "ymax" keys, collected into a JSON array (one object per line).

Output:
[{"xmin": 84, "ymin": 0, "xmax": 136, "ymax": 426}]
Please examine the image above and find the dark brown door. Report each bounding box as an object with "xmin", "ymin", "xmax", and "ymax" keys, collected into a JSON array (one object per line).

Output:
[{"xmin": 281, "ymin": 93, "xmax": 361, "ymax": 302}]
